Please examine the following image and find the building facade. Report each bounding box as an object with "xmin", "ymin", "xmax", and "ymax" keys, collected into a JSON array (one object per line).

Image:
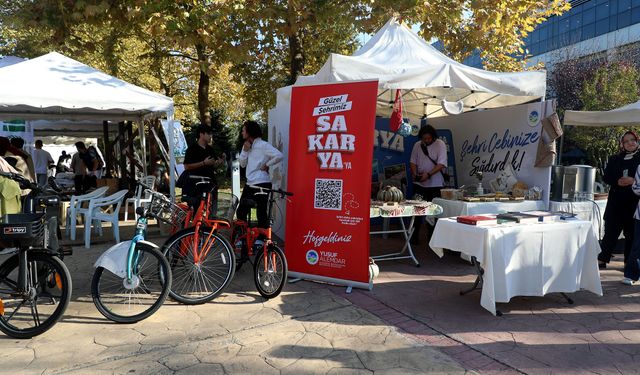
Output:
[{"xmin": 463, "ymin": 0, "xmax": 640, "ymax": 69}]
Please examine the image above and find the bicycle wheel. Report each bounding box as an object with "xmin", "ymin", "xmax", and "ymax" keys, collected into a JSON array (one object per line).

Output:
[
  {"xmin": 162, "ymin": 227, "xmax": 235, "ymax": 305},
  {"xmin": 92, "ymin": 243, "xmax": 171, "ymax": 323},
  {"xmin": 231, "ymin": 225, "xmax": 248, "ymax": 271},
  {"xmin": 253, "ymin": 244, "xmax": 287, "ymax": 299},
  {"xmin": 0, "ymin": 252, "xmax": 72, "ymax": 339}
]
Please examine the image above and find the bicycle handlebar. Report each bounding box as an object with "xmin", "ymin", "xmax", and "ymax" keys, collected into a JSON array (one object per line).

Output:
[{"xmin": 247, "ymin": 184, "xmax": 293, "ymax": 197}]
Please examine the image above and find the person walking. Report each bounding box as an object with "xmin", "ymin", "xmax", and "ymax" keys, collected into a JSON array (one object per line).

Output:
[
  {"xmin": 599, "ymin": 131, "xmax": 640, "ymax": 269},
  {"xmin": 409, "ymin": 124, "xmax": 448, "ymax": 244},
  {"xmin": 32, "ymin": 140, "xmax": 54, "ymax": 187},
  {"xmin": 236, "ymin": 120, "xmax": 283, "ymax": 229}
]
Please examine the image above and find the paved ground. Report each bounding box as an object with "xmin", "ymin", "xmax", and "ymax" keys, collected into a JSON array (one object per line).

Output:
[
  {"xmin": 0, "ymin": 224, "xmax": 468, "ymax": 375},
  {"xmin": 362, "ymin": 223, "xmax": 640, "ymax": 375},
  {"xmin": 3, "ymin": 220, "xmax": 639, "ymax": 374}
]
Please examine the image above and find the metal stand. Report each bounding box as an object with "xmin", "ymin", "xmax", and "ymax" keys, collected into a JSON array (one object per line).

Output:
[
  {"xmin": 459, "ymin": 256, "xmax": 484, "ymax": 295},
  {"xmin": 459, "ymin": 256, "xmax": 502, "ymax": 316},
  {"xmin": 371, "ymin": 216, "xmax": 420, "ymax": 266}
]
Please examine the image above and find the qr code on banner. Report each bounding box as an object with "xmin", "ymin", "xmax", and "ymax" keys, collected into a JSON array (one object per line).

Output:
[{"xmin": 314, "ymin": 178, "xmax": 343, "ymax": 210}]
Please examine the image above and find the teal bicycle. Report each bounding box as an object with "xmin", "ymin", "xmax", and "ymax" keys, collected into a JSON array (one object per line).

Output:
[{"xmin": 91, "ymin": 185, "xmax": 176, "ymax": 323}]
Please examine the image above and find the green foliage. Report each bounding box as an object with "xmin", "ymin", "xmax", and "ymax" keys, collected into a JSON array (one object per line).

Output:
[{"xmin": 565, "ymin": 62, "xmax": 640, "ymax": 176}]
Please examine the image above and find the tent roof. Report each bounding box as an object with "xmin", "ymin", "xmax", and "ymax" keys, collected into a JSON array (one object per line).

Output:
[
  {"xmin": 0, "ymin": 56, "xmax": 26, "ymax": 68},
  {"xmin": 277, "ymin": 18, "xmax": 546, "ymax": 118},
  {"xmin": 564, "ymin": 100, "xmax": 640, "ymax": 127},
  {"xmin": 0, "ymin": 52, "xmax": 173, "ymax": 121}
]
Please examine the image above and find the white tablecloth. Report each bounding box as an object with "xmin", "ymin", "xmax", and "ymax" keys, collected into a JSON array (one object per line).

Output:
[
  {"xmin": 432, "ymin": 198, "xmax": 547, "ymax": 218},
  {"xmin": 548, "ymin": 200, "xmax": 607, "ymax": 239},
  {"xmin": 429, "ymin": 219, "xmax": 603, "ymax": 315}
]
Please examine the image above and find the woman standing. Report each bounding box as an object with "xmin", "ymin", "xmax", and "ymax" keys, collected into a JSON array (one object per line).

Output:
[{"xmin": 599, "ymin": 131, "xmax": 640, "ymax": 269}]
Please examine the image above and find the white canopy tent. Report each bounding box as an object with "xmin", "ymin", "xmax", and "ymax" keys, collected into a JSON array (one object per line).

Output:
[
  {"xmin": 274, "ymin": 18, "xmax": 547, "ymax": 119},
  {"xmin": 0, "ymin": 52, "xmax": 178, "ymax": 197},
  {"xmin": 564, "ymin": 100, "xmax": 640, "ymax": 127},
  {"xmin": 269, "ymin": 17, "xmax": 549, "ymax": 239}
]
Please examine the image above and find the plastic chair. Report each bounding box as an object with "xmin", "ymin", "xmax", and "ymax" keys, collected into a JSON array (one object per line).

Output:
[
  {"xmin": 82, "ymin": 189, "xmax": 128, "ymax": 249},
  {"xmin": 123, "ymin": 175, "xmax": 156, "ymax": 221},
  {"xmin": 66, "ymin": 186, "xmax": 109, "ymax": 241}
]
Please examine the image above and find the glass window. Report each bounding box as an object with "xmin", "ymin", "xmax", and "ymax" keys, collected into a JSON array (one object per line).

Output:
[
  {"xmin": 583, "ymin": 7, "xmax": 596, "ymax": 24},
  {"xmin": 619, "ymin": 10, "xmax": 631, "ymax": 28},
  {"xmin": 609, "ymin": 0, "xmax": 618, "ymax": 14},
  {"xmin": 632, "ymin": 6, "xmax": 640, "ymax": 24},
  {"xmin": 570, "ymin": 29, "xmax": 581, "ymax": 44},
  {"xmin": 583, "ymin": 22, "xmax": 596, "ymax": 39},
  {"xmin": 609, "ymin": 16, "xmax": 617, "ymax": 31},
  {"xmin": 571, "ymin": 14, "xmax": 582, "ymax": 29},
  {"xmin": 583, "ymin": 0, "xmax": 596, "ymax": 10},
  {"xmin": 540, "ymin": 26, "xmax": 548, "ymax": 40},
  {"xmin": 595, "ymin": 18, "xmax": 609, "ymax": 35},
  {"xmin": 596, "ymin": 4, "xmax": 609, "ymax": 20},
  {"xmin": 619, "ymin": 0, "xmax": 631, "ymax": 11},
  {"xmin": 562, "ymin": 18, "xmax": 571, "ymax": 31},
  {"xmin": 531, "ymin": 30, "xmax": 539, "ymax": 43}
]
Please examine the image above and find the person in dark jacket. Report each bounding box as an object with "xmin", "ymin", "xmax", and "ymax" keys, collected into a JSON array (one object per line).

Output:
[{"xmin": 599, "ymin": 131, "xmax": 640, "ymax": 269}]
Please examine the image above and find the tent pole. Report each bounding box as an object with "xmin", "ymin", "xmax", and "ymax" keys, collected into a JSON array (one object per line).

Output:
[
  {"xmin": 139, "ymin": 117, "xmax": 147, "ymax": 177},
  {"xmin": 102, "ymin": 121, "xmax": 112, "ymax": 178},
  {"xmin": 167, "ymin": 111, "xmax": 176, "ymax": 201}
]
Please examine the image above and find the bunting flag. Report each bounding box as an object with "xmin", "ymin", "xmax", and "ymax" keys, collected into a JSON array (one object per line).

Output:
[{"xmin": 389, "ymin": 89, "xmax": 402, "ymax": 132}]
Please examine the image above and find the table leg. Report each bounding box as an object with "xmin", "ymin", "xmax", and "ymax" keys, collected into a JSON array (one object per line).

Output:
[
  {"xmin": 460, "ymin": 256, "xmax": 483, "ymax": 295},
  {"xmin": 370, "ymin": 216, "xmax": 421, "ymax": 266},
  {"xmin": 560, "ymin": 293, "xmax": 574, "ymax": 304}
]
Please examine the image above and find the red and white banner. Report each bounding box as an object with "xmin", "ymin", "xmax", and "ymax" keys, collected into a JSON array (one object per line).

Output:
[{"xmin": 286, "ymin": 80, "xmax": 378, "ymax": 288}]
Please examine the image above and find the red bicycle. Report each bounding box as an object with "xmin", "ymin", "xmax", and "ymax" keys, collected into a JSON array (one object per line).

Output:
[
  {"xmin": 161, "ymin": 176, "xmax": 238, "ymax": 304},
  {"xmin": 231, "ymin": 185, "xmax": 292, "ymax": 298}
]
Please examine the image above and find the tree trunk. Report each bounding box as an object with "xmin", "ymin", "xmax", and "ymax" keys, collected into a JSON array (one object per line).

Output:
[
  {"xmin": 287, "ymin": 0, "xmax": 304, "ymax": 85},
  {"xmin": 196, "ymin": 43, "xmax": 211, "ymax": 127}
]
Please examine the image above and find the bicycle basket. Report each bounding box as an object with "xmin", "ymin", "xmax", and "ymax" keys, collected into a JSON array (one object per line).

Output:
[
  {"xmin": 0, "ymin": 213, "xmax": 45, "ymax": 248},
  {"xmin": 148, "ymin": 193, "xmax": 188, "ymax": 228},
  {"xmin": 209, "ymin": 191, "xmax": 239, "ymax": 222}
]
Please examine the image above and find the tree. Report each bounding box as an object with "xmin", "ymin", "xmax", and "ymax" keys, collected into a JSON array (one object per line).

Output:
[
  {"xmin": 365, "ymin": 0, "xmax": 571, "ymax": 72},
  {"xmin": 567, "ymin": 62, "xmax": 640, "ymax": 176}
]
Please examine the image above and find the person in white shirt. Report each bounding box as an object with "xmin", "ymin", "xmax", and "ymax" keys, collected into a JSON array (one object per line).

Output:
[
  {"xmin": 32, "ymin": 140, "xmax": 54, "ymax": 187},
  {"xmin": 409, "ymin": 125, "xmax": 448, "ymax": 244},
  {"xmin": 236, "ymin": 120, "xmax": 283, "ymax": 229}
]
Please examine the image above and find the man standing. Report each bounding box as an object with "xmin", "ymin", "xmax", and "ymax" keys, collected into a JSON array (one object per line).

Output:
[
  {"xmin": 182, "ymin": 124, "xmax": 225, "ymax": 206},
  {"xmin": 409, "ymin": 125, "xmax": 448, "ymax": 244},
  {"xmin": 75, "ymin": 142, "xmax": 99, "ymax": 190},
  {"xmin": 236, "ymin": 120, "xmax": 283, "ymax": 229},
  {"xmin": 32, "ymin": 140, "xmax": 54, "ymax": 186}
]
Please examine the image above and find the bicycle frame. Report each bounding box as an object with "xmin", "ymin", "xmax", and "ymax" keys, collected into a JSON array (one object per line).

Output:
[
  {"xmin": 181, "ymin": 182, "xmax": 232, "ymax": 264},
  {"xmin": 126, "ymin": 215, "xmax": 148, "ymax": 281},
  {"xmin": 233, "ymin": 188, "xmax": 285, "ymax": 272}
]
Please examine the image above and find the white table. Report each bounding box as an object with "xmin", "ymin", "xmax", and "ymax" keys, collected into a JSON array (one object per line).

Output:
[
  {"xmin": 432, "ymin": 197, "xmax": 546, "ymax": 219},
  {"xmin": 549, "ymin": 199, "xmax": 607, "ymax": 239},
  {"xmin": 370, "ymin": 204, "xmax": 442, "ymax": 267},
  {"xmin": 429, "ymin": 218, "xmax": 603, "ymax": 315}
]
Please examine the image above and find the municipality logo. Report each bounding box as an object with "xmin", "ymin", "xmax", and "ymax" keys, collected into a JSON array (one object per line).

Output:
[
  {"xmin": 306, "ymin": 250, "xmax": 319, "ymax": 265},
  {"xmin": 528, "ymin": 111, "xmax": 539, "ymax": 127}
]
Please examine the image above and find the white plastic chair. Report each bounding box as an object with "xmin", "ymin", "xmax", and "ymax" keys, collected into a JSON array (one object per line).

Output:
[
  {"xmin": 66, "ymin": 186, "xmax": 109, "ymax": 241},
  {"xmin": 124, "ymin": 175, "xmax": 156, "ymax": 221},
  {"xmin": 82, "ymin": 189, "xmax": 128, "ymax": 249}
]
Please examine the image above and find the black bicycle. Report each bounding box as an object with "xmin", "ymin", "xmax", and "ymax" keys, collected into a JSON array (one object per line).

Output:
[{"xmin": 0, "ymin": 172, "xmax": 72, "ymax": 338}]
